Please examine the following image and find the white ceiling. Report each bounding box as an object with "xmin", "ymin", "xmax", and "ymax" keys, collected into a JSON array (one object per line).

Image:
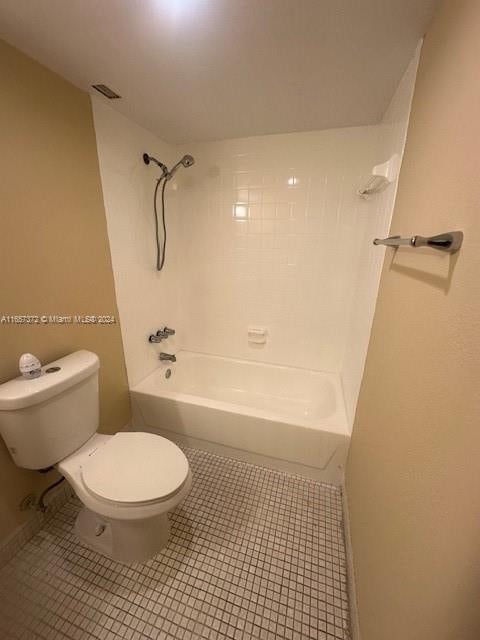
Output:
[{"xmin": 0, "ymin": 0, "xmax": 438, "ymax": 144}]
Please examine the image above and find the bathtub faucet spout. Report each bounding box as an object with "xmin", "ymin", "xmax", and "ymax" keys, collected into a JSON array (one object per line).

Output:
[{"xmin": 159, "ymin": 352, "xmax": 176, "ymax": 363}]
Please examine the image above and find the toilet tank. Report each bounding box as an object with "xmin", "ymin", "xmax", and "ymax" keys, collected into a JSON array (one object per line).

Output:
[{"xmin": 0, "ymin": 350, "xmax": 100, "ymax": 470}]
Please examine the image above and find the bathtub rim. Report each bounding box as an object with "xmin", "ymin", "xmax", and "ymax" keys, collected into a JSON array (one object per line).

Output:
[{"xmin": 131, "ymin": 349, "xmax": 350, "ymax": 436}]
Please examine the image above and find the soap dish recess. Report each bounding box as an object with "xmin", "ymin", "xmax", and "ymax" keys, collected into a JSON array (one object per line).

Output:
[{"xmin": 248, "ymin": 327, "xmax": 267, "ymax": 345}]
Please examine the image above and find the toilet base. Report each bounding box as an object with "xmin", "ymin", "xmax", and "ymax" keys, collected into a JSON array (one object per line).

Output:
[{"xmin": 74, "ymin": 506, "xmax": 171, "ymax": 563}]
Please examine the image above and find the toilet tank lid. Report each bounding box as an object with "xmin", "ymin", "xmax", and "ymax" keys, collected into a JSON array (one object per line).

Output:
[{"xmin": 0, "ymin": 350, "xmax": 100, "ymax": 411}]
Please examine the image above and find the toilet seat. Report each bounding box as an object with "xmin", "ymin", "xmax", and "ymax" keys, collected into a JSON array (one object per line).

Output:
[{"xmin": 81, "ymin": 432, "xmax": 189, "ymax": 505}]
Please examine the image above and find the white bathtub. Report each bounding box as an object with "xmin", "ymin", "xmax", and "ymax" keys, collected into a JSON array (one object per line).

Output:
[{"xmin": 131, "ymin": 351, "xmax": 350, "ymax": 484}]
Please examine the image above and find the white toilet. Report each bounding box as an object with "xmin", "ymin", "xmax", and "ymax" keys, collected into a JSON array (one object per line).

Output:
[{"xmin": 0, "ymin": 350, "xmax": 191, "ymax": 563}]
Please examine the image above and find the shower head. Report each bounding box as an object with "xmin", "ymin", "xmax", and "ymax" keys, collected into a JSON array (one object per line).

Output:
[
  {"xmin": 143, "ymin": 152, "xmax": 195, "ymax": 180},
  {"xmin": 167, "ymin": 154, "xmax": 195, "ymax": 179},
  {"xmin": 180, "ymin": 155, "xmax": 195, "ymax": 168}
]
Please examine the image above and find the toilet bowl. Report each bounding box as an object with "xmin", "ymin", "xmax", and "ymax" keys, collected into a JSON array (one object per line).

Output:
[
  {"xmin": 58, "ymin": 431, "xmax": 192, "ymax": 563},
  {"xmin": 0, "ymin": 350, "xmax": 192, "ymax": 563}
]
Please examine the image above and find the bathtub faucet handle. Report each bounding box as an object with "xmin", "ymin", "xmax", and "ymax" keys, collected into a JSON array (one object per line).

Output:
[
  {"xmin": 149, "ymin": 330, "xmax": 168, "ymax": 343},
  {"xmin": 159, "ymin": 352, "xmax": 176, "ymax": 363},
  {"xmin": 148, "ymin": 326, "xmax": 175, "ymax": 343}
]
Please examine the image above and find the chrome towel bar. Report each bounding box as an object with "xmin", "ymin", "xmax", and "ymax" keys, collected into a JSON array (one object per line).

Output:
[{"xmin": 373, "ymin": 231, "xmax": 463, "ymax": 253}]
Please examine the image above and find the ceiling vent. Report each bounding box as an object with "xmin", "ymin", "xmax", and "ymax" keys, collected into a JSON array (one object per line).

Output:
[{"xmin": 91, "ymin": 84, "xmax": 121, "ymax": 99}]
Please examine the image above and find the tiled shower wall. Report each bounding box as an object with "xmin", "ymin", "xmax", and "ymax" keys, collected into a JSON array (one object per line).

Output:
[{"xmin": 176, "ymin": 128, "xmax": 382, "ymax": 372}]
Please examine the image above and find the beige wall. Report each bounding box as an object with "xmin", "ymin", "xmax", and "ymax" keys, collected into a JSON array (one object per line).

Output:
[
  {"xmin": 0, "ymin": 40, "xmax": 130, "ymax": 543},
  {"xmin": 346, "ymin": 2, "xmax": 480, "ymax": 639}
]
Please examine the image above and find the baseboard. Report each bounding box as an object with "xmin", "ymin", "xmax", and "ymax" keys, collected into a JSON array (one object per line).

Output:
[
  {"xmin": 0, "ymin": 481, "xmax": 74, "ymax": 569},
  {"xmin": 342, "ymin": 485, "xmax": 361, "ymax": 640}
]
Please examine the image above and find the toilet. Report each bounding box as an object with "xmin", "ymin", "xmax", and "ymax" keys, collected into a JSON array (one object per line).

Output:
[{"xmin": 0, "ymin": 350, "xmax": 191, "ymax": 563}]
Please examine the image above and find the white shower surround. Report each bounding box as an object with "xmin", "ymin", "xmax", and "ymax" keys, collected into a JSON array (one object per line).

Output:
[
  {"xmin": 341, "ymin": 49, "xmax": 421, "ymax": 422},
  {"xmin": 92, "ymin": 47, "xmax": 419, "ymax": 475}
]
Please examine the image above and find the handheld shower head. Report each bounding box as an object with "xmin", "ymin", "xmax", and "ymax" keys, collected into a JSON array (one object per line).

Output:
[
  {"xmin": 143, "ymin": 152, "xmax": 195, "ymax": 180},
  {"xmin": 180, "ymin": 155, "xmax": 195, "ymax": 168},
  {"xmin": 143, "ymin": 151, "xmax": 196, "ymax": 272},
  {"xmin": 167, "ymin": 154, "xmax": 195, "ymax": 179}
]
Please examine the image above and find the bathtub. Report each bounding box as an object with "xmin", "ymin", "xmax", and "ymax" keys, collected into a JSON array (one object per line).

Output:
[{"xmin": 131, "ymin": 351, "xmax": 350, "ymax": 484}]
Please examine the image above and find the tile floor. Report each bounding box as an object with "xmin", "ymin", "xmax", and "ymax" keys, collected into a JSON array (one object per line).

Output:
[{"xmin": 0, "ymin": 447, "xmax": 350, "ymax": 640}]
